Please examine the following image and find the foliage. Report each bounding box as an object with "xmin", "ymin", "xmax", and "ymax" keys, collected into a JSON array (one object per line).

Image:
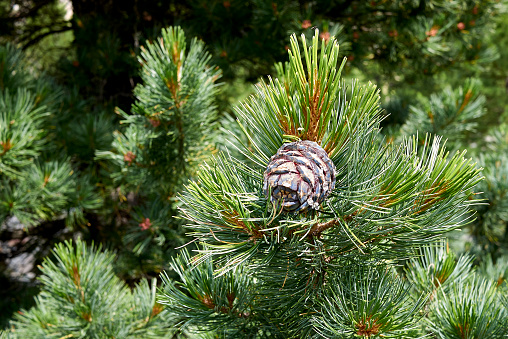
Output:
[
  {"xmin": 2, "ymin": 240, "xmax": 175, "ymax": 338},
  {"xmin": 471, "ymin": 125, "xmax": 508, "ymax": 256},
  {"xmin": 0, "ymin": 44, "xmax": 101, "ymax": 226},
  {"xmin": 1, "ymin": 0, "xmax": 508, "ymax": 335},
  {"xmin": 427, "ymin": 276, "xmax": 506, "ymax": 339},
  {"xmin": 315, "ymin": 267, "xmax": 425, "ymax": 338},
  {"xmin": 395, "ymin": 79, "xmax": 508, "ymax": 259},
  {"xmin": 405, "ymin": 242, "xmax": 508, "ymax": 339},
  {"xmin": 94, "ymin": 26, "xmax": 220, "ymax": 275},
  {"xmin": 399, "ymin": 79, "xmax": 485, "ymax": 147},
  {"xmin": 156, "ymin": 31, "xmax": 501, "ymax": 338},
  {"xmin": 97, "ymin": 26, "xmax": 220, "ymax": 197},
  {"xmin": 2, "ymin": 1, "xmax": 505, "ymax": 113},
  {"xmin": 159, "ymin": 249, "xmax": 256, "ymax": 336}
]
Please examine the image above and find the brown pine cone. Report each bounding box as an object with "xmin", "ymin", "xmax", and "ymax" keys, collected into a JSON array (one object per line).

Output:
[{"xmin": 263, "ymin": 140, "xmax": 336, "ymax": 213}]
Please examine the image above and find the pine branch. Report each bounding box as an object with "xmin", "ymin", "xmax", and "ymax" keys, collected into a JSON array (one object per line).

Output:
[
  {"xmin": 97, "ymin": 26, "xmax": 221, "ymax": 196},
  {"xmin": 427, "ymin": 275, "xmax": 507, "ymax": 338},
  {"xmin": 158, "ymin": 249, "xmax": 258, "ymax": 336},
  {"xmin": 21, "ymin": 24, "xmax": 72, "ymax": 50},
  {"xmin": 179, "ymin": 31, "xmax": 484, "ymax": 277},
  {"xmin": 5, "ymin": 240, "xmax": 176, "ymax": 338}
]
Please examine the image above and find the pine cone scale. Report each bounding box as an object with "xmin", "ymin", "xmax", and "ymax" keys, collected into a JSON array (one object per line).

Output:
[
  {"xmin": 298, "ymin": 181, "xmax": 311, "ymax": 200},
  {"xmin": 301, "ymin": 152, "xmax": 325, "ymax": 185},
  {"xmin": 268, "ymin": 161, "xmax": 297, "ymax": 175},
  {"xmin": 296, "ymin": 164, "xmax": 316, "ymax": 187},
  {"xmin": 283, "ymin": 154, "xmax": 310, "ymax": 167}
]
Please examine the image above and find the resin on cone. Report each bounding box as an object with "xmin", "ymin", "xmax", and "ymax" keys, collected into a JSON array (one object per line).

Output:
[{"xmin": 263, "ymin": 140, "xmax": 336, "ymax": 213}]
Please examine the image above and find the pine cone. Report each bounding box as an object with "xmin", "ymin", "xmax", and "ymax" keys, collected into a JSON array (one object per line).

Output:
[{"xmin": 263, "ymin": 140, "xmax": 336, "ymax": 213}]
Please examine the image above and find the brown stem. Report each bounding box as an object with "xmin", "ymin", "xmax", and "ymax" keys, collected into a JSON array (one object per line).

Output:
[
  {"xmin": 307, "ymin": 213, "xmax": 355, "ymax": 238},
  {"xmin": 22, "ymin": 25, "xmax": 72, "ymax": 49},
  {"xmin": 308, "ymin": 219, "xmax": 339, "ymax": 238}
]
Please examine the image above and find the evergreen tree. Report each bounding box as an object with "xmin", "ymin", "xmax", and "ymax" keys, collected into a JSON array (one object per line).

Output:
[
  {"xmin": 0, "ymin": 44, "xmax": 101, "ymax": 226},
  {"xmin": 3, "ymin": 28, "xmax": 508, "ymax": 339},
  {"xmin": 155, "ymin": 31, "xmax": 507, "ymax": 338},
  {"xmin": 3, "ymin": 239, "xmax": 176, "ymax": 338},
  {"xmin": 95, "ymin": 26, "xmax": 221, "ymax": 276}
]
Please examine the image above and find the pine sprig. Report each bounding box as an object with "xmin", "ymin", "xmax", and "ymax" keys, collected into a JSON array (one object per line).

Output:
[
  {"xmin": 315, "ymin": 266, "xmax": 426, "ymax": 338},
  {"xmin": 427, "ymin": 275, "xmax": 507, "ymax": 339},
  {"xmin": 400, "ymin": 79, "xmax": 485, "ymax": 145},
  {"xmin": 0, "ymin": 89, "xmax": 49, "ymax": 178},
  {"xmin": 0, "ymin": 160, "xmax": 100, "ymax": 226},
  {"xmin": 0, "ymin": 44, "xmax": 101, "ymax": 228},
  {"xmin": 405, "ymin": 241, "xmax": 474, "ymax": 297},
  {"xmin": 5, "ymin": 240, "xmax": 175, "ymax": 338},
  {"xmin": 158, "ymin": 249, "xmax": 257, "ymax": 336},
  {"xmin": 97, "ymin": 26, "xmax": 221, "ymax": 196},
  {"xmin": 233, "ymin": 30, "xmax": 383, "ymax": 168}
]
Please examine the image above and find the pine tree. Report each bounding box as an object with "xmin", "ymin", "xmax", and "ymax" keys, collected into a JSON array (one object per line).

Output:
[
  {"xmin": 2, "ymin": 239, "xmax": 176, "ymax": 338},
  {"xmin": 95, "ymin": 26, "xmax": 221, "ymax": 275},
  {"xmin": 155, "ymin": 31, "xmax": 508, "ymax": 338},
  {"xmin": 3, "ymin": 28, "xmax": 508, "ymax": 339},
  {"xmin": 0, "ymin": 44, "xmax": 101, "ymax": 227}
]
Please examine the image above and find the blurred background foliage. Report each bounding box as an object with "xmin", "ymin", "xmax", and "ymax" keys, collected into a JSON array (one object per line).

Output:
[{"xmin": 0, "ymin": 0, "xmax": 507, "ymax": 330}]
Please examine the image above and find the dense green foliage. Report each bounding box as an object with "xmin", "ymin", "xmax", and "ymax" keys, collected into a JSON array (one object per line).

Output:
[
  {"xmin": 95, "ymin": 26, "xmax": 220, "ymax": 272},
  {"xmin": 1, "ymin": 0, "xmax": 508, "ymax": 336},
  {"xmin": 0, "ymin": 44, "xmax": 101, "ymax": 226},
  {"xmin": 154, "ymin": 31, "xmax": 505, "ymax": 338},
  {"xmin": 6, "ymin": 240, "xmax": 175, "ymax": 338}
]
